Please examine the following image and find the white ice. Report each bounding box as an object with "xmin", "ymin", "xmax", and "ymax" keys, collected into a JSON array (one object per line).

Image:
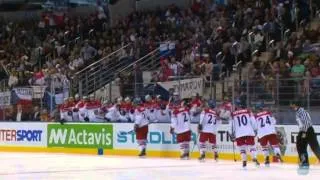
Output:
[{"xmin": 0, "ymin": 152, "xmax": 320, "ymax": 180}]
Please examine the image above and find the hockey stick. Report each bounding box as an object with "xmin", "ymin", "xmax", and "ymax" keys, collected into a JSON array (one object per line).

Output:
[
  {"xmin": 232, "ymin": 140, "xmax": 237, "ymax": 162},
  {"xmin": 122, "ymin": 120, "xmax": 158, "ymax": 135}
]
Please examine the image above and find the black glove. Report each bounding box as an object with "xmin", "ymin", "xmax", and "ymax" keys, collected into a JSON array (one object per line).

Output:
[
  {"xmin": 59, "ymin": 119, "xmax": 66, "ymax": 125},
  {"xmin": 134, "ymin": 124, "xmax": 138, "ymax": 132},
  {"xmin": 104, "ymin": 117, "xmax": 111, "ymax": 122},
  {"xmin": 229, "ymin": 134, "xmax": 235, "ymax": 142},
  {"xmin": 130, "ymin": 109, "xmax": 135, "ymax": 114},
  {"xmin": 84, "ymin": 117, "xmax": 89, "ymax": 122},
  {"xmin": 73, "ymin": 108, "xmax": 79, "ymax": 112},
  {"xmin": 198, "ymin": 124, "xmax": 203, "ymax": 131},
  {"xmin": 170, "ymin": 127, "xmax": 174, "ymax": 135}
]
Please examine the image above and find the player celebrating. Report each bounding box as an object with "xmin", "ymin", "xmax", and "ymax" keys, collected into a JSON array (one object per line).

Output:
[
  {"xmin": 230, "ymin": 102, "xmax": 260, "ymax": 168},
  {"xmin": 155, "ymin": 95, "xmax": 170, "ymax": 122},
  {"xmin": 218, "ymin": 96, "xmax": 232, "ymax": 121},
  {"xmin": 170, "ymin": 100, "xmax": 192, "ymax": 160},
  {"xmin": 59, "ymin": 97, "xmax": 73, "ymax": 122},
  {"xmin": 144, "ymin": 94, "xmax": 156, "ymax": 122},
  {"xmin": 198, "ymin": 100, "xmax": 220, "ymax": 161},
  {"xmin": 190, "ymin": 93, "xmax": 202, "ymax": 122},
  {"xmin": 255, "ymin": 102, "xmax": 283, "ymax": 166},
  {"xmin": 133, "ymin": 98, "xmax": 149, "ymax": 157}
]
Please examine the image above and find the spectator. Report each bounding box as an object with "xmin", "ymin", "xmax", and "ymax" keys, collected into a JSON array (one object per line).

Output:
[
  {"xmin": 290, "ymin": 59, "xmax": 305, "ymax": 78},
  {"xmin": 81, "ymin": 40, "xmax": 98, "ymax": 62},
  {"xmin": 32, "ymin": 106, "xmax": 41, "ymax": 121},
  {"xmin": 15, "ymin": 104, "xmax": 31, "ymax": 121}
]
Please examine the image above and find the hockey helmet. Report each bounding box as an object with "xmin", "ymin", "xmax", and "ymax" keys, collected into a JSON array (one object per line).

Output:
[
  {"xmin": 125, "ymin": 97, "xmax": 131, "ymax": 102},
  {"xmin": 207, "ymin": 99, "xmax": 216, "ymax": 109},
  {"xmin": 255, "ymin": 101, "xmax": 265, "ymax": 110},
  {"xmin": 133, "ymin": 97, "xmax": 142, "ymax": 105},
  {"xmin": 145, "ymin": 94, "xmax": 151, "ymax": 101}
]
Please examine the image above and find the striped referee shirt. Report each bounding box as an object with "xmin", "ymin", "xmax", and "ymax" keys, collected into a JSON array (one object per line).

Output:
[{"xmin": 296, "ymin": 107, "xmax": 312, "ymax": 132}]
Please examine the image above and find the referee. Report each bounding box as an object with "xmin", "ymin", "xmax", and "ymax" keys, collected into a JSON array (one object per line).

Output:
[{"xmin": 290, "ymin": 101, "xmax": 320, "ymax": 167}]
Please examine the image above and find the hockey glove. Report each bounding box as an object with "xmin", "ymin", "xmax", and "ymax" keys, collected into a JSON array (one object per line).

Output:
[
  {"xmin": 198, "ymin": 124, "xmax": 203, "ymax": 133},
  {"xmin": 134, "ymin": 124, "xmax": 138, "ymax": 132},
  {"xmin": 73, "ymin": 108, "xmax": 79, "ymax": 112},
  {"xmin": 59, "ymin": 119, "xmax": 66, "ymax": 125},
  {"xmin": 84, "ymin": 117, "xmax": 89, "ymax": 122},
  {"xmin": 229, "ymin": 134, "xmax": 236, "ymax": 142},
  {"xmin": 170, "ymin": 127, "xmax": 175, "ymax": 135}
]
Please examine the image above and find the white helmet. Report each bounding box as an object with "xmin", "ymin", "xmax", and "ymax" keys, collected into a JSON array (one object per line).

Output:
[
  {"xmin": 117, "ymin": 97, "xmax": 123, "ymax": 103},
  {"xmin": 125, "ymin": 97, "xmax": 131, "ymax": 102},
  {"xmin": 145, "ymin": 94, "xmax": 151, "ymax": 101}
]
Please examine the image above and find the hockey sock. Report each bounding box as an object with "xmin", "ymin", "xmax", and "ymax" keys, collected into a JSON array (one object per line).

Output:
[
  {"xmin": 262, "ymin": 146, "xmax": 269, "ymax": 157},
  {"xmin": 184, "ymin": 141, "xmax": 190, "ymax": 154},
  {"xmin": 138, "ymin": 140, "xmax": 146, "ymax": 151},
  {"xmin": 211, "ymin": 144, "xmax": 218, "ymax": 154},
  {"xmin": 273, "ymin": 146, "xmax": 281, "ymax": 156},
  {"xmin": 199, "ymin": 142, "xmax": 206, "ymax": 155},
  {"xmin": 179, "ymin": 143, "xmax": 185, "ymax": 155},
  {"xmin": 249, "ymin": 146, "xmax": 258, "ymax": 159},
  {"xmin": 239, "ymin": 146, "xmax": 247, "ymax": 161}
]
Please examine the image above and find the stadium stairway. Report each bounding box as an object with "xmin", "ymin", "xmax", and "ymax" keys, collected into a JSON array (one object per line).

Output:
[{"xmin": 88, "ymin": 47, "xmax": 162, "ymax": 101}]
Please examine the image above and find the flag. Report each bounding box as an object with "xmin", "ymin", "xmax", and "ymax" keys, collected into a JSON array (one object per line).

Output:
[{"xmin": 11, "ymin": 88, "xmax": 33, "ymax": 105}]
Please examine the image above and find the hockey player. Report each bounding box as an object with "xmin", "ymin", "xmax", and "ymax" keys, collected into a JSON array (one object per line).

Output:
[
  {"xmin": 60, "ymin": 98, "xmax": 73, "ymax": 122},
  {"xmin": 144, "ymin": 95, "xmax": 156, "ymax": 122},
  {"xmin": 230, "ymin": 102, "xmax": 260, "ymax": 168},
  {"xmin": 190, "ymin": 93, "xmax": 202, "ymax": 122},
  {"xmin": 155, "ymin": 95, "xmax": 170, "ymax": 122},
  {"xmin": 75, "ymin": 96, "xmax": 88, "ymax": 122},
  {"xmin": 119, "ymin": 97, "xmax": 134, "ymax": 122},
  {"xmin": 218, "ymin": 96, "xmax": 232, "ymax": 121},
  {"xmin": 133, "ymin": 98, "xmax": 149, "ymax": 157},
  {"xmin": 104, "ymin": 102, "xmax": 121, "ymax": 122},
  {"xmin": 255, "ymin": 102, "xmax": 283, "ymax": 165},
  {"xmin": 85, "ymin": 94, "xmax": 102, "ymax": 122},
  {"xmin": 198, "ymin": 100, "xmax": 220, "ymax": 161},
  {"xmin": 170, "ymin": 100, "xmax": 192, "ymax": 160}
]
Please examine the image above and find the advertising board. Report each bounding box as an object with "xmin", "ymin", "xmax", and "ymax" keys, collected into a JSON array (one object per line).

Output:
[
  {"xmin": 0, "ymin": 123, "xmax": 46, "ymax": 146},
  {"xmin": 47, "ymin": 124, "xmax": 113, "ymax": 149}
]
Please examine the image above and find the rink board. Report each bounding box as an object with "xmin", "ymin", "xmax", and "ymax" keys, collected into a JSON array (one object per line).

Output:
[{"xmin": 0, "ymin": 122, "xmax": 319, "ymax": 164}]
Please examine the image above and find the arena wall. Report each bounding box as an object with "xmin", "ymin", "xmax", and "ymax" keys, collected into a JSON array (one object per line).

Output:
[{"xmin": 0, "ymin": 122, "xmax": 319, "ymax": 164}]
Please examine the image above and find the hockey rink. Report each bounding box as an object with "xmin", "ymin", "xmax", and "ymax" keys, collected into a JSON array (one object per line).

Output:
[{"xmin": 0, "ymin": 152, "xmax": 320, "ymax": 180}]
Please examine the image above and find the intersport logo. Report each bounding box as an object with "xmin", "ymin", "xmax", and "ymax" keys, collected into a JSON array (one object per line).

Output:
[{"xmin": 47, "ymin": 124, "xmax": 113, "ymax": 149}]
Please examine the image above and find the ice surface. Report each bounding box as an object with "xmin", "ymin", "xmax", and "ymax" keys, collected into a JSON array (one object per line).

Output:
[{"xmin": 0, "ymin": 152, "xmax": 319, "ymax": 180}]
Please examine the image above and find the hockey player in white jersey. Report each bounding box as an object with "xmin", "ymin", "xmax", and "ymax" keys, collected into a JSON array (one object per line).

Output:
[
  {"xmin": 134, "ymin": 98, "xmax": 149, "ymax": 157},
  {"xmin": 170, "ymin": 100, "xmax": 192, "ymax": 160},
  {"xmin": 230, "ymin": 101, "xmax": 260, "ymax": 168},
  {"xmin": 255, "ymin": 102, "xmax": 283, "ymax": 165},
  {"xmin": 59, "ymin": 98, "xmax": 73, "ymax": 122},
  {"xmin": 198, "ymin": 100, "xmax": 221, "ymax": 161}
]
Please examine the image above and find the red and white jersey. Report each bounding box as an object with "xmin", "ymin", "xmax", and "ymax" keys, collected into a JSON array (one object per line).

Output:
[
  {"xmin": 200, "ymin": 108, "xmax": 220, "ymax": 134},
  {"xmin": 171, "ymin": 106, "xmax": 191, "ymax": 134},
  {"xmin": 218, "ymin": 101, "xmax": 232, "ymax": 120},
  {"xmin": 144, "ymin": 101, "xmax": 157, "ymax": 121},
  {"xmin": 155, "ymin": 100, "xmax": 170, "ymax": 122},
  {"xmin": 134, "ymin": 105, "xmax": 149, "ymax": 127},
  {"xmin": 75, "ymin": 100, "xmax": 86, "ymax": 121},
  {"xmin": 231, "ymin": 109, "xmax": 256, "ymax": 138},
  {"xmin": 84, "ymin": 100, "xmax": 102, "ymax": 121},
  {"xmin": 105, "ymin": 104, "xmax": 121, "ymax": 121},
  {"xmin": 255, "ymin": 111, "xmax": 276, "ymax": 138},
  {"xmin": 59, "ymin": 102, "xmax": 73, "ymax": 121}
]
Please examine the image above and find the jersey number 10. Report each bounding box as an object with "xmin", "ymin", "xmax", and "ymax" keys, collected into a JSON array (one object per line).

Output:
[{"xmin": 237, "ymin": 115, "xmax": 248, "ymax": 127}]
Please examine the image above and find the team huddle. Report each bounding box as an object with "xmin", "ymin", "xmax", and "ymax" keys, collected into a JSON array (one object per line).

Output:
[{"xmin": 59, "ymin": 93, "xmax": 283, "ymax": 168}]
